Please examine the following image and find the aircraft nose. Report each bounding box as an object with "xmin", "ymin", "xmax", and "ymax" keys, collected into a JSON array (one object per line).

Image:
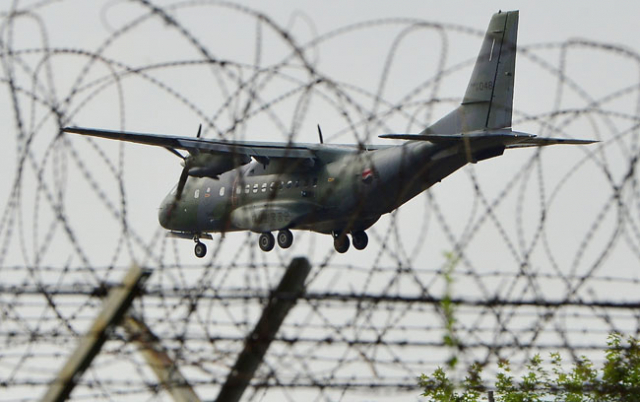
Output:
[
  {"xmin": 158, "ymin": 204, "xmax": 170, "ymax": 229},
  {"xmin": 158, "ymin": 195, "xmax": 175, "ymax": 229}
]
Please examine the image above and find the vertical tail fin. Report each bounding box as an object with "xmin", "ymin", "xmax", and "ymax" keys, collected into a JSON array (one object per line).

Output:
[{"xmin": 423, "ymin": 10, "xmax": 519, "ymax": 134}]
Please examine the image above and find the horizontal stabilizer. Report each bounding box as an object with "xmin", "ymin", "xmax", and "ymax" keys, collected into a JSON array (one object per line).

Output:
[
  {"xmin": 379, "ymin": 133, "xmax": 469, "ymax": 143},
  {"xmin": 379, "ymin": 130, "xmax": 597, "ymax": 148},
  {"xmin": 505, "ymin": 137, "xmax": 598, "ymax": 148}
]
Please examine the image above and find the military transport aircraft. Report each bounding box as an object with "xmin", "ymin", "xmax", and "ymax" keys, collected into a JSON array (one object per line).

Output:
[{"xmin": 64, "ymin": 11, "xmax": 595, "ymax": 257}]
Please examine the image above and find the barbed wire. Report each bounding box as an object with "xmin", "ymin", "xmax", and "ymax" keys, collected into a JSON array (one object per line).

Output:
[{"xmin": 1, "ymin": 1, "xmax": 639, "ymax": 401}]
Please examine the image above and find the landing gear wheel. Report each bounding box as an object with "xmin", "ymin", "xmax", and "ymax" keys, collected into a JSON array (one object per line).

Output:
[
  {"xmin": 352, "ymin": 231, "xmax": 368, "ymax": 250},
  {"xmin": 259, "ymin": 232, "xmax": 275, "ymax": 252},
  {"xmin": 333, "ymin": 232, "xmax": 350, "ymax": 253},
  {"xmin": 277, "ymin": 229, "xmax": 293, "ymax": 249},
  {"xmin": 194, "ymin": 242, "xmax": 207, "ymax": 258}
]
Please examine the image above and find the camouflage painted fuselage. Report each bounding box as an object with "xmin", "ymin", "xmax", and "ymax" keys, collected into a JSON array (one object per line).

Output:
[{"xmin": 157, "ymin": 138, "xmax": 506, "ymax": 236}]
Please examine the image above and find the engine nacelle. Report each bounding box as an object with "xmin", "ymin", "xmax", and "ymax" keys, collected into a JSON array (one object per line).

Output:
[{"xmin": 186, "ymin": 152, "xmax": 251, "ymax": 178}]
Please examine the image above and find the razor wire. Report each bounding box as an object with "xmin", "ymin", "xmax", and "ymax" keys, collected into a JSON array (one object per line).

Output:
[{"xmin": 1, "ymin": 1, "xmax": 639, "ymax": 401}]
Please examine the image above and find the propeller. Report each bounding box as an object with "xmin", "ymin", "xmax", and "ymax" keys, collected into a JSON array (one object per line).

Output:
[
  {"xmin": 176, "ymin": 163, "xmax": 190, "ymax": 200},
  {"xmin": 167, "ymin": 124, "xmax": 203, "ymax": 200},
  {"xmin": 317, "ymin": 124, "xmax": 324, "ymax": 144}
]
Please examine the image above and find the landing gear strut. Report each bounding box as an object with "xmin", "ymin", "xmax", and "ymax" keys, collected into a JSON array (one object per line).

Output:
[
  {"xmin": 333, "ymin": 231, "xmax": 350, "ymax": 253},
  {"xmin": 259, "ymin": 232, "xmax": 275, "ymax": 252},
  {"xmin": 193, "ymin": 235, "xmax": 207, "ymax": 258}
]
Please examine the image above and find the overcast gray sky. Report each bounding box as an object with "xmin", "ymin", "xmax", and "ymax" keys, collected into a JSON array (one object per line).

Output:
[{"xmin": 0, "ymin": 0, "xmax": 634, "ymax": 269}]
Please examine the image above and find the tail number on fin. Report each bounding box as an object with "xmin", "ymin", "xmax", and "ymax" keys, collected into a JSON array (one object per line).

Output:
[{"xmin": 468, "ymin": 81, "xmax": 493, "ymax": 92}]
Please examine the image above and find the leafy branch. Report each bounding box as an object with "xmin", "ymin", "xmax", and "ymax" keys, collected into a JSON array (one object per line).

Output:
[{"xmin": 420, "ymin": 333, "xmax": 640, "ymax": 401}]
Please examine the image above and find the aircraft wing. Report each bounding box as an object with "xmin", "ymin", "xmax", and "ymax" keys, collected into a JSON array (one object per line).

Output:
[{"xmin": 63, "ymin": 127, "xmax": 319, "ymax": 159}]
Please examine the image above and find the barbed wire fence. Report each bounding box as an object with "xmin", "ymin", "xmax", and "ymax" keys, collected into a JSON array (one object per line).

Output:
[{"xmin": 1, "ymin": 1, "xmax": 639, "ymax": 400}]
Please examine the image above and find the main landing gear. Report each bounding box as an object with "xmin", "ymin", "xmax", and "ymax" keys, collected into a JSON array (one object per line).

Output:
[
  {"xmin": 333, "ymin": 230, "xmax": 368, "ymax": 253},
  {"xmin": 258, "ymin": 229, "xmax": 294, "ymax": 252},
  {"xmin": 352, "ymin": 231, "xmax": 368, "ymax": 250}
]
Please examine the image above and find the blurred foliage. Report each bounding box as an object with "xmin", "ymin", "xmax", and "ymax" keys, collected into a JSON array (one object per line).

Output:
[
  {"xmin": 419, "ymin": 333, "xmax": 640, "ymax": 401},
  {"xmin": 441, "ymin": 251, "xmax": 461, "ymax": 369}
]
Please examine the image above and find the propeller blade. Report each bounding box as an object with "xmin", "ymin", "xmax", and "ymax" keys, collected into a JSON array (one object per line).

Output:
[
  {"xmin": 317, "ymin": 124, "xmax": 324, "ymax": 144},
  {"xmin": 196, "ymin": 124, "xmax": 202, "ymax": 138},
  {"xmin": 175, "ymin": 165, "xmax": 190, "ymax": 200}
]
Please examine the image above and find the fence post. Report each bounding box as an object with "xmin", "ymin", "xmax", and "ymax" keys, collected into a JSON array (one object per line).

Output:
[
  {"xmin": 215, "ymin": 257, "xmax": 311, "ymax": 402},
  {"xmin": 42, "ymin": 264, "xmax": 151, "ymax": 402},
  {"xmin": 124, "ymin": 313, "xmax": 201, "ymax": 402}
]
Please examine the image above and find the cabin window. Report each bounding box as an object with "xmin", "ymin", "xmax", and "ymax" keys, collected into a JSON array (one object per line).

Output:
[
  {"xmin": 294, "ymin": 180, "xmax": 299, "ymax": 188},
  {"xmin": 236, "ymin": 186, "xmax": 242, "ymax": 195},
  {"xmin": 270, "ymin": 182, "xmax": 276, "ymax": 191},
  {"xmin": 219, "ymin": 187, "xmax": 225, "ymax": 196},
  {"xmin": 261, "ymin": 183, "xmax": 267, "ymax": 192},
  {"xmin": 253, "ymin": 183, "xmax": 259, "ymax": 193},
  {"xmin": 194, "ymin": 189, "xmax": 200, "ymax": 199},
  {"xmin": 286, "ymin": 180, "xmax": 292, "ymax": 188},
  {"xmin": 245, "ymin": 184, "xmax": 250, "ymax": 194},
  {"xmin": 279, "ymin": 181, "xmax": 284, "ymax": 189}
]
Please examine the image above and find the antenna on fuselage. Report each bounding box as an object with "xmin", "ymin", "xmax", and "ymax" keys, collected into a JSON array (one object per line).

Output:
[{"xmin": 317, "ymin": 124, "xmax": 324, "ymax": 144}]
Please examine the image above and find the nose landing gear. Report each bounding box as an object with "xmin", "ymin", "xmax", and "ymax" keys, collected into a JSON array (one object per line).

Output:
[
  {"xmin": 193, "ymin": 234, "xmax": 207, "ymax": 258},
  {"xmin": 194, "ymin": 241, "xmax": 207, "ymax": 258}
]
